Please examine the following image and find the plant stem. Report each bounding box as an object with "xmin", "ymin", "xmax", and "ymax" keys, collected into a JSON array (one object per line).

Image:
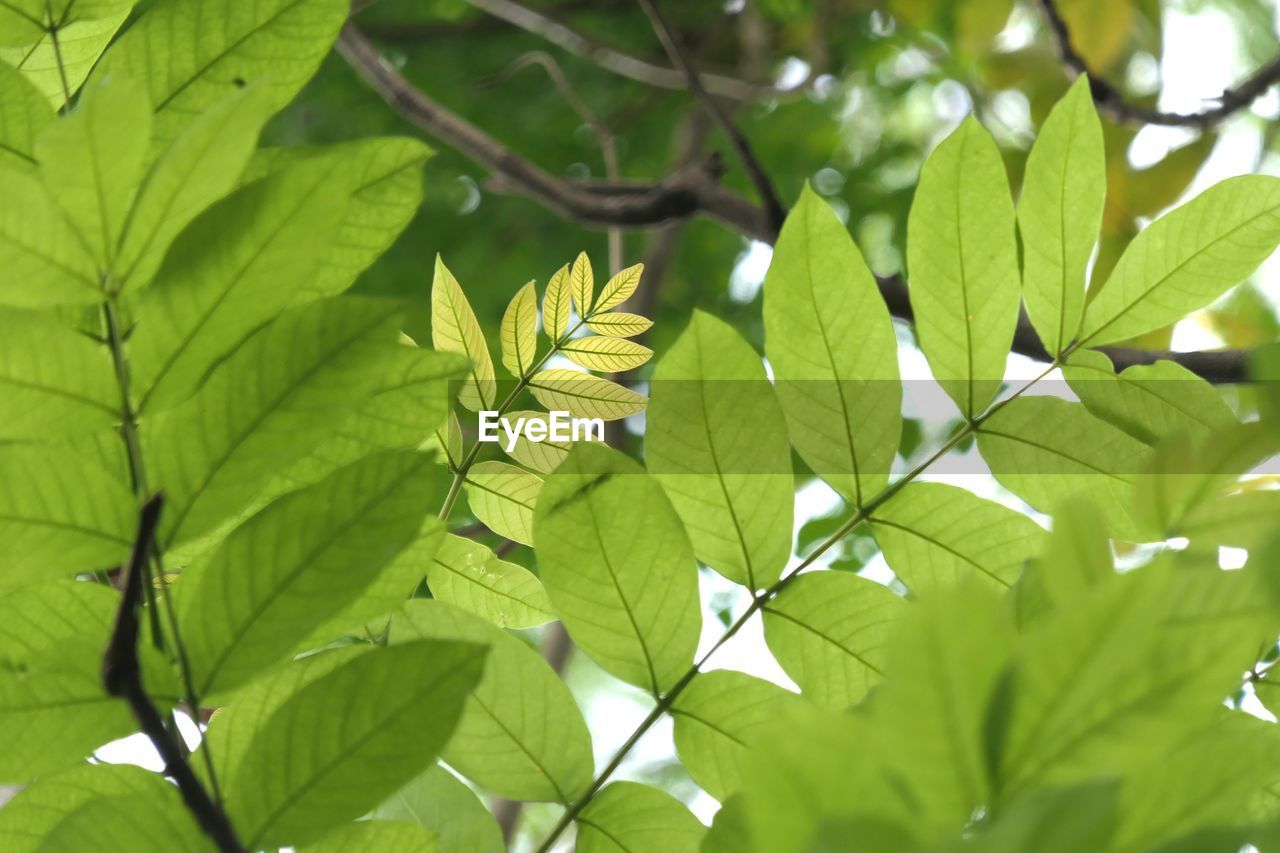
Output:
[{"xmin": 533, "ymin": 360, "xmax": 1060, "ymax": 851}]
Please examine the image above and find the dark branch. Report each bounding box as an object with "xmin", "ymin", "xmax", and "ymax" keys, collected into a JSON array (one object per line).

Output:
[
  {"xmin": 637, "ymin": 0, "xmax": 786, "ymax": 234},
  {"xmin": 338, "ymin": 23, "xmax": 1252, "ymax": 384},
  {"xmin": 103, "ymin": 496, "xmax": 244, "ymax": 853},
  {"xmin": 1036, "ymin": 0, "xmax": 1280, "ymax": 129}
]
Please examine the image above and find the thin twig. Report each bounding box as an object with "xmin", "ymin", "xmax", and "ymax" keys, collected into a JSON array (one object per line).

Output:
[
  {"xmin": 1036, "ymin": 0, "xmax": 1280, "ymax": 129},
  {"xmin": 638, "ymin": 0, "xmax": 786, "ymax": 234},
  {"xmin": 103, "ymin": 496, "xmax": 244, "ymax": 853}
]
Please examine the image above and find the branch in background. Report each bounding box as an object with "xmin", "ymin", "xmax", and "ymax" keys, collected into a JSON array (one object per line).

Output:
[
  {"xmin": 1036, "ymin": 0, "xmax": 1280, "ymax": 129},
  {"xmin": 638, "ymin": 0, "xmax": 787, "ymax": 234},
  {"xmin": 103, "ymin": 496, "xmax": 244, "ymax": 853},
  {"xmin": 339, "ymin": 23, "xmax": 1254, "ymax": 384}
]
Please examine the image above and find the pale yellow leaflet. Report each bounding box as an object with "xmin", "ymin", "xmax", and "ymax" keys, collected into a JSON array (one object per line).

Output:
[
  {"xmin": 431, "ymin": 256, "xmax": 495, "ymax": 411},
  {"xmin": 500, "ymin": 280, "xmax": 538, "ymax": 377}
]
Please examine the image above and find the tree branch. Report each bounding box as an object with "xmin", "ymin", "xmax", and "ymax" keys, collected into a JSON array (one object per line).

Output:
[
  {"xmin": 1036, "ymin": 0, "xmax": 1280, "ymax": 129},
  {"xmin": 103, "ymin": 495, "xmax": 243, "ymax": 853},
  {"xmin": 637, "ymin": 0, "xmax": 786, "ymax": 234},
  {"xmin": 337, "ymin": 23, "xmax": 1254, "ymax": 384}
]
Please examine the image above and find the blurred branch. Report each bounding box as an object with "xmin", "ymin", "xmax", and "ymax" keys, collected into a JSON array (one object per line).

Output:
[
  {"xmin": 1036, "ymin": 0, "xmax": 1280, "ymax": 128},
  {"xmin": 338, "ymin": 23, "xmax": 1253, "ymax": 384},
  {"xmin": 103, "ymin": 496, "xmax": 243, "ymax": 853},
  {"xmin": 638, "ymin": 0, "xmax": 786, "ymax": 235}
]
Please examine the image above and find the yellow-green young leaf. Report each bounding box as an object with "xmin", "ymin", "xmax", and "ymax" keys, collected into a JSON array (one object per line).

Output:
[
  {"xmin": 907, "ymin": 117, "xmax": 1020, "ymax": 419},
  {"xmin": 444, "ymin": 410, "xmax": 464, "ymax": 467},
  {"xmin": 527, "ymin": 368, "xmax": 647, "ymax": 420},
  {"xmin": 129, "ymin": 157, "xmax": 353, "ymax": 412},
  {"xmin": 500, "ymin": 280, "xmax": 539, "ymax": 377},
  {"xmin": 1079, "ymin": 175, "xmax": 1280, "ymax": 346},
  {"xmin": 0, "ymin": 0, "xmax": 44, "ymax": 47},
  {"xmin": 429, "ymin": 534, "xmax": 553, "ymax": 628},
  {"xmin": 0, "ymin": 765, "xmax": 207, "ymax": 853},
  {"xmin": 762, "ymin": 571, "xmax": 906, "ymax": 709},
  {"xmin": 586, "ymin": 311, "xmax": 652, "ymax": 338},
  {"xmin": 499, "ymin": 410, "xmax": 572, "ymax": 473},
  {"xmin": 560, "ymin": 335, "xmax": 653, "ymax": 372},
  {"xmin": 432, "ymin": 256, "xmax": 496, "ymax": 411},
  {"xmin": 1063, "ymin": 349, "xmax": 1237, "ymax": 446},
  {"xmin": 0, "ymin": 3, "xmax": 132, "ymax": 109},
  {"xmin": 702, "ymin": 794, "xmax": 751, "ymax": 853},
  {"xmin": 33, "ymin": 74, "xmax": 149, "ymax": 268},
  {"xmin": 1019, "ymin": 76, "xmax": 1105, "ymax": 357},
  {"xmin": 534, "ymin": 443, "xmax": 701, "ymax": 693},
  {"xmin": 0, "ymin": 445, "xmax": 133, "ymax": 588},
  {"xmin": 576, "ymin": 782, "xmax": 705, "ymax": 853},
  {"xmin": 1015, "ymin": 499, "xmax": 1113, "ymax": 627},
  {"xmin": 870, "ymin": 482, "xmax": 1046, "ymax": 595},
  {"xmin": 115, "ymin": 86, "xmax": 277, "ymax": 292},
  {"xmin": 542, "ymin": 263, "xmax": 572, "ymax": 342},
  {"xmin": 463, "ymin": 460, "xmax": 542, "ymax": 545},
  {"xmin": 647, "ymin": 311, "xmax": 793, "ymax": 589},
  {"xmin": 394, "ymin": 600, "xmax": 594, "ymax": 802},
  {"xmin": 373, "ymin": 765, "xmax": 504, "ymax": 853},
  {"xmin": 570, "ymin": 250, "xmax": 594, "ymax": 315},
  {"xmin": 671, "ymin": 671, "xmax": 802, "ymax": 800},
  {"xmin": 0, "ymin": 307, "xmax": 117, "ymax": 439},
  {"xmin": 0, "ymin": 582, "xmax": 176, "ymax": 784},
  {"xmin": 305, "ymin": 821, "xmax": 435, "ymax": 853},
  {"xmin": 144, "ymin": 298, "xmax": 405, "ymax": 547},
  {"xmin": 764, "ymin": 185, "xmax": 901, "ymax": 504},
  {"xmin": 0, "ymin": 60, "xmax": 52, "ymax": 170},
  {"xmin": 224, "ymin": 641, "xmax": 486, "ymax": 850},
  {"xmin": 594, "ymin": 262, "xmax": 644, "ymax": 313},
  {"xmin": 0, "ymin": 166, "xmax": 99, "ymax": 306},
  {"xmin": 176, "ymin": 451, "xmax": 438, "ymax": 698},
  {"xmin": 1177, "ymin": 488, "xmax": 1280, "ymax": 550},
  {"xmin": 976, "ymin": 397, "xmax": 1153, "ymax": 540},
  {"xmin": 97, "ymin": 0, "xmax": 347, "ymax": 147},
  {"xmin": 245, "ymin": 137, "xmax": 433, "ymax": 302}
]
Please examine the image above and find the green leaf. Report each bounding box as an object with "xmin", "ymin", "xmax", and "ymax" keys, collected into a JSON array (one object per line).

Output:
[
  {"xmin": 762, "ymin": 571, "xmax": 906, "ymax": 709},
  {"xmin": 500, "ymin": 280, "xmax": 539, "ymax": 377},
  {"xmin": 115, "ymin": 86, "xmax": 276, "ymax": 292},
  {"xmin": 1013, "ymin": 498, "xmax": 1112, "ymax": 627},
  {"xmin": 37, "ymin": 792, "xmax": 211, "ymax": 853},
  {"xmin": 177, "ymin": 450, "xmax": 438, "ymax": 697},
  {"xmin": 594, "ymin": 262, "xmax": 644, "ymax": 313},
  {"xmin": 976, "ymin": 397, "xmax": 1152, "ymax": 540},
  {"xmin": 373, "ymin": 765, "xmax": 504, "ymax": 853},
  {"xmin": 1176, "ymin": 488, "xmax": 1280, "ymax": 550},
  {"xmin": 906, "ymin": 117, "xmax": 1020, "ymax": 418},
  {"xmin": 223, "ymin": 640, "xmax": 486, "ymax": 849},
  {"xmin": 305, "ymin": 821, "xmax": 436, "ymax": 852},
  {"xmin": 527, "ymin": 368, "xmax": 648, "ymax": 420},
  {"xmin": 671, "ymin": 670, "xmax": 802, "ymax": 800},
  {"xmin": 542, "ymin": 263, "xmax": 572, "ymax": 342},
  {"xmin": 144, "ymin": 297, "xmax": 405, "ymax": 546},
  {"xmin": 1079, "ymin": 175, "xmax": 1280, "ymax": 346},
  {"xmin": 1018, "ymin": 76, "xmax": 1105, "ymax": 356},
  {"xmin": 464, "ymin": 460, "xmax": 542, "ymax": 545},
  {"xmin": 561, "ymin": 335, "xmax": 653, "ymax": 372},
  {"xmin": 394, "ymin": 600, "xmax": 594, "ymax": 802},
  {"xmin": 647, "ymin": 311, "xmax": 793, "ymax": 589},
  {"xmin": 764, "ymin": 185, "xmax": 901, "ymax": 503},
  {"xmin": 129, "ymin": 157, "xmax": 353, "ymax": 411},
  {"xmin": 0, "ymin": 444, "xmax": 134, "ymax": 587},
  {"xmin": 576, "ymin": 782, "xmax": 705, "ymax": 853},
  {"xmin": 0, "ymin": 1, "xmax": 44, "ymax": 47},
  {"xmin": 570, "ymin": 250, "xmax": 594, "ymax": 315},
  {"xmin": 245, "ymin": 137, "xmax": 432, "ymax": 302},
  {"xmin": 534, "ymin": 443, "xmax": 701, "ymax": 693},
  {"xmin": 432, "ymin": 255, "xmax": 496, "ymax": 411},
  {"xmin": 499, "ymin": 409, "xmax": 573, "ymax": 473},
  {"xmin": 0, "ymin": 582, "xmax": 176, "ymax": 783},
  {"xmin": 0, "ymin": 307, "xmax": 117, "ymax": 439},
  {"xmin": 0, "ymin": 3, "xmax": 132, "ymax": 109},
  {"xmin": 0, "ymin": 60, "xmax": 52, "ymax": 170},
  {"xmin": 0, "ymin": 165, "xmax": 99, "ymax": 306},
  {"xmin": 0, "ymin": 764, "xmax": 203, "ymax": 853},
  {"xmin": 34, "ymin": 74, "xmax": 149, "ymax": 268},
  {"xmin": 97, "ymin": 0, "xmax": 348, "ymax": 146},
  {"xmin": 702, "ymin": 795, "xmax": 752, "ymax": 853},
  {"xmin": 429, "ymin": 534, "xmax": 553, "ymax": 628},
  {"xmin": 586, "ymin": 312, "xmax": 652, "ymax": 338},
  {"xmin": 1062, "ymin": 350, "xmax": 1236, "ymax": 446},
  {"xmin": 870, "ymin": 482, "xmax": 1046, "ymax": 594}
]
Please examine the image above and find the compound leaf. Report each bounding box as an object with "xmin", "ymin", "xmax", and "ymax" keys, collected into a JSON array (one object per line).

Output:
[{"xmin": 463, "ymin": 460, "xmax": 542, "ymax": 545}]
